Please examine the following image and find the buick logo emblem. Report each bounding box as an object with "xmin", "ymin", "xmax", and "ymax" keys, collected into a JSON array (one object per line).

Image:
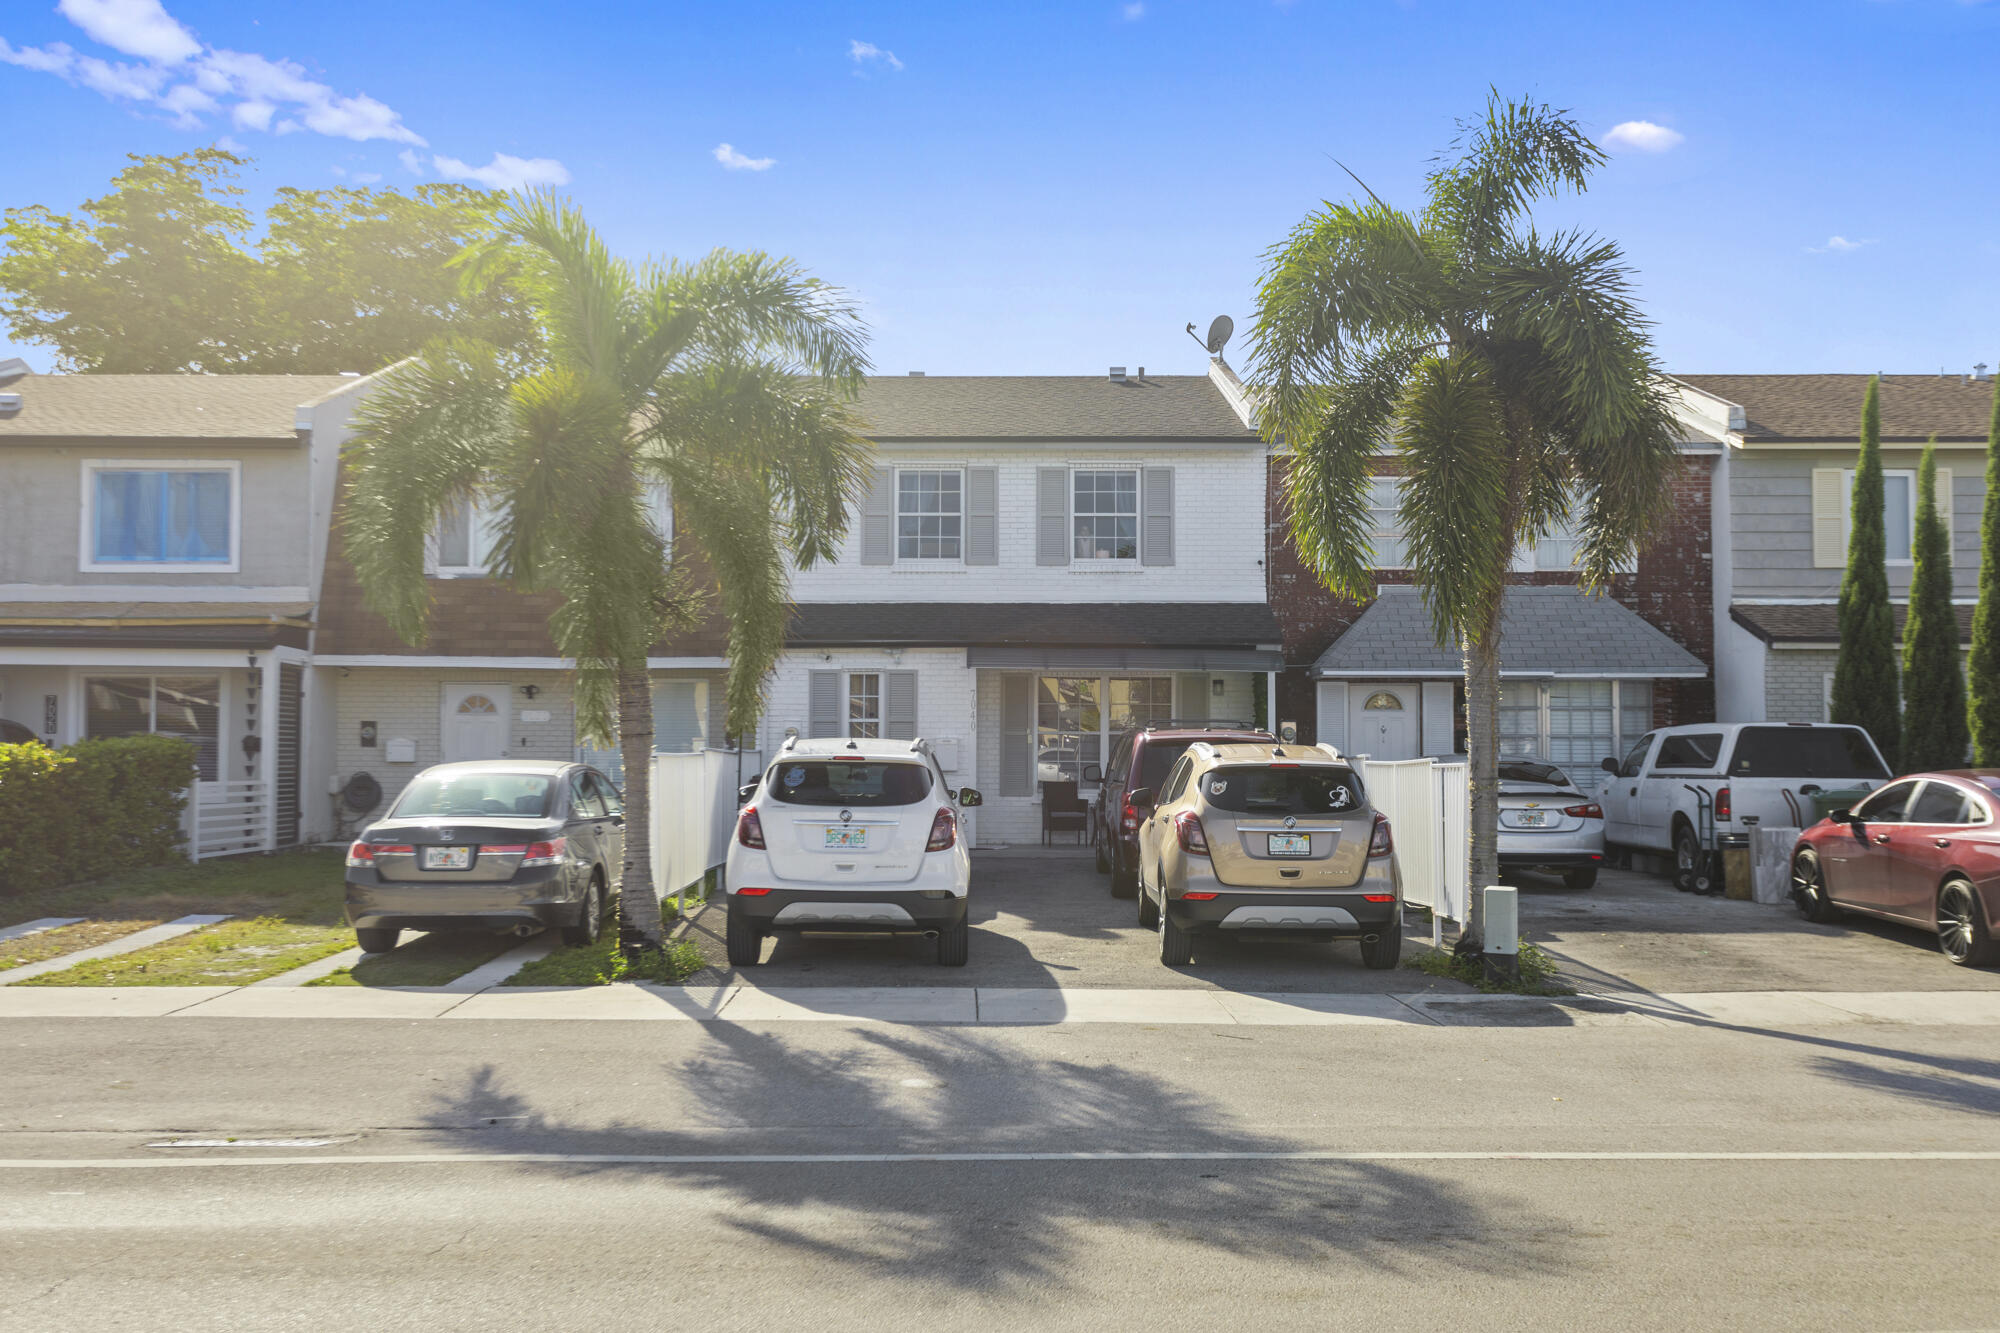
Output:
[
  {"xmin": 438, "ymin": 829, "xmax": 454, "ymax": 841},
  {"xmin": 840, "ymin": 809, "xmax": 853, "ymax": 824},
  {"xmin": 1283, "ymin": 816, "xmax": 1297, "ymax": 829}
]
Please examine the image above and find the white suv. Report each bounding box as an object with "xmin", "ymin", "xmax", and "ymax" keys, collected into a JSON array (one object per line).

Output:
[{"xmin": 723, "ymin": 737, "xmax": 982, "ymax": 967}]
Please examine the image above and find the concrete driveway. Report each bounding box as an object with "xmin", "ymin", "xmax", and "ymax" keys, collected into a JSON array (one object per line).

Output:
[{"xmin": 677, "ymin": 848, "xmax": 2000, "ymax": 994}]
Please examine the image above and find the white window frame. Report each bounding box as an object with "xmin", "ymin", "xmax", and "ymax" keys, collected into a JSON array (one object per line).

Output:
[
  {"xmin": 847, "ymin": 671, "xmax": 882, "ymax": 738},
  {"xmin": 1035, "ymin": 672, "xmax": 1177, "ymax": 788},
  {"xmin": 1366, "ymin": 475, "xmax": 1409, "ymax": 570},
  {"xmin": 1071, "ymin": 467, "xmax": 1141, "ymax": 564},
  {"xmin": 79, "ymin": 459, "xmax": 242, "ymax": 574},
  {"xmin": 1492, "ymin": 678, "xmax": 1651, "ymax": 786},
  {"xmin": 434, "ymin": 493, "xmax": 503, "ymax": 578},
  {"xmin": 79, "ymin": 671, "xmax": 226, "ymax": 782},
  {"xmin": 647, "ymin": 481, "xmax": 674, "ymax": 567},
  {"xmin": 895, "ymin": 466, "xmax": 964, "ymax": 564},
  {"xmin": 1842, "ymin": 468, "xmax": 1918, "ymax": 566}
]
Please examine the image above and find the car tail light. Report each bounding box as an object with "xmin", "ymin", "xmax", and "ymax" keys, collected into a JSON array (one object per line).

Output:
[
  {"xmin": 736, "ymin": 807, "xmax": 766, "ymax": 849},
  {"xmin": 1562, "ymin": 803, "xmax": 1603, "ymax": 820},
  {"xmin": 519, "ymin": 838, "xmax": 566, "ymax": 867},
  {"xmin": 1121, "ymin": 801, "xmax": 1140, "ymax": 834},
  {"xmin": 737, "ymin": 887, "xmax": 771, "ymax": 896},
  {"xmin": 346, "ymin": 840, "xmax": 373, "ymax": 867},
  {"xmin": 1715, "ymin": 786, "xmax": 1732, "ymax": 821},
  {"xmin": 1183, "ymin": 891, "xmax": 1219, "ymax": 901},
  {"xmin": 347, "ymin": 841, "xmax": 412, "ymax": 866},
  {"xmin": 1174, "ymin": 811, "xmax": 1210, "ymax": 856},
  {"xmin": 1369, "ymin": 813, "xmax": 1393, "ymax": 858},
  {"xmin": 927, "ymin": 808, "xmax": 956, "ymax": 851},
  {"xmin": 1363, "ymin": 893, "xmax": 1397, "ymax": 903},
  {"xmin": 480, "ymin": 844, "xmax": 529, "ymax": 855}
]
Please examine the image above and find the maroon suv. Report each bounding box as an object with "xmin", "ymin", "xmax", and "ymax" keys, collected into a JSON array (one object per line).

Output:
[{"xmin": 1086, "ymin": 720, "xmax": 1274, "ymax": 897}]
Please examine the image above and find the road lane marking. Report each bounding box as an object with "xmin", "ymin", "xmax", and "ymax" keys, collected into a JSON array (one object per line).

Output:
[{"xmin": 3, "ymin": 1150, "xmax": 1999, "ymax": 1170}]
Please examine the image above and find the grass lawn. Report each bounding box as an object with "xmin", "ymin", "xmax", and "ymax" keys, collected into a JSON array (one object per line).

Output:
[
  {"xmin": 17, "ymin": 916, "xmax": 353, "ymax": 987},
  {"xmin": 310, "ymin": 931, "xmax": 523, "ymax": 988},
  {"xmin": 506, "ymin": 896, "xmax": 705, "ymax": 986},
  {"xmin": 0, "ymin": 919, "xmax": 161, "ymax": 971},
  {"xmin": 1403, "ymin": 937, "xmax": 1575, "ymax": 996}
]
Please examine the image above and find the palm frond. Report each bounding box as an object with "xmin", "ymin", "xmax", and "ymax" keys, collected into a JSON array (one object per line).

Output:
[
  {"xmin": 1394, "ymin": 353, "xmax": 1513, "ymax": 645},
  {"xmin": 1422, "ymin": 91, "xmax": 1604, "ymax": 261},
  {"xmin": 659, "ymin": 250, "xmax": 871, "ymax": 388},
  {"xmin": 669, "ymin": 471, "xmax": 792, "ymax": 738}
]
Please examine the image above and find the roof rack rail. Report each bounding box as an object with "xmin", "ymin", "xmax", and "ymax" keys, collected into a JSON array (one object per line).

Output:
[
  {"xmin": 1138, "ymin": 719, "xmax": 1267, "ymax": 733},
  {"xmin": 779, "ymin": 734, "xmax": 799, "ymax": 753}
]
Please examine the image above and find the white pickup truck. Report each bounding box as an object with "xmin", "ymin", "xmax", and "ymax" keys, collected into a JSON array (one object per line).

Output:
[{"xmin": 1599, "ymin": 722, "xmax": 1892, "ymax": 891}]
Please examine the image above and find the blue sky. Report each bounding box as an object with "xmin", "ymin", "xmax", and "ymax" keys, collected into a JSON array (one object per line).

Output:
[{"xmin": 3, "ymin": 0, "xmax": 1998, "ymax": 378}]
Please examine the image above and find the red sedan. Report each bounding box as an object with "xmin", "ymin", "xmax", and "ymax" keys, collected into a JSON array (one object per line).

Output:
[{"xmin": 1790, "ymin": 769, "xmax": 2000, "ymax": 967}]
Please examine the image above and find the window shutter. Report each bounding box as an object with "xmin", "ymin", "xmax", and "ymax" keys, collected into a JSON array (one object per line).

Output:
[
  {"xmin": 1421, "ymin": 681, "xmax": 1455, "ymax": 756},
  {"xmin": 860, "ymin": 467, "xmax": 894, "ymax": 566},
  {"xmin": 808, "ymin": 670, "xmax": 841, "ymax": 739},
  {"xmin": 1935, "ymin": 467, "xmax": 1953, "ymax": 546},
  {"xmin": 1001, "ymin": 673, "xmax": 1034, "ymax": 795},
  {"xmin": 965, "ymin": 467, "xmax": 998, "ymax": 565},
  {"xmin": 1811, "ymin": 468, "xmax": 1845, "ymax": 568},
  {"xmin": 884, "ymin": 670, "xmax": 918, "ymax": 740},
  {"xmin": 1176, "ymin": 672, "xmax": 1209, "ymax": 721},
  {"xmin": 1316, "ymin": 681, "xmax": 1348, "ymax": 753},
  {"xmin": 1036, "ymin": 467, "xmax": 1069, "ymax": 566},
  {"xmin": 1141, "ymin": 467, "xmax": 1175, "ymax": 566}
]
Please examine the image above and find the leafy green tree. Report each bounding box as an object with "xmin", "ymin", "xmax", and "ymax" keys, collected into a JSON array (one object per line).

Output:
[
  {"xmin": 1831, "ymin": 376, "xmax": 1901, "ymax": 769},
  {"xmin": 342, "ymin": 195, "xmax": 871, "ymax": 953},
  {"xmin": 1249, "ymin": 94, "xmax": 1679, "ymax": 949},
  {"xmin": 1968, "ymin": 386, "xmax": 2000, "ymax": 764},
  {"xmin": 0, "ymin": 149, "xmax": 535, "ymax": 374},
  {"xmin": 1902, "ymin": 436, "xmax": 1968, "ymax": 771}
]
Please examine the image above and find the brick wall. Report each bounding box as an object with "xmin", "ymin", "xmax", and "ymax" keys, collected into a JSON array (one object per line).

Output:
[{"xmin": 1266, "ymin": 454, "xmax": 1718, "ymax": 741}]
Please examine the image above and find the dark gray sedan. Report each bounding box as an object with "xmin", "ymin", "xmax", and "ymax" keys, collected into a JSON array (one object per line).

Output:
[{"xmin": 343, "ymin": 760, "xmax": 625, "ymax": 953}]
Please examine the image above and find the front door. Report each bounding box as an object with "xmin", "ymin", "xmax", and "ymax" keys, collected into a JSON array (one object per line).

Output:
[
  {"xmin": 1350, "ymin": 685, "xmax": 1417, "ymax": 760},
  {"xmin": 442, "ymin": 684, "xmax": 508, "ymax": 763}
]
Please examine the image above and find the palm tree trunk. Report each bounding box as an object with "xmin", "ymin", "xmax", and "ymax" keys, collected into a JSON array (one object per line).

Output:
[
  {"xmin": 1458, "ymin": 597, "xmax": 1504, "ymax": 954},
  {"xmin": 615, "ymin": 660, "xmax": 665, "ymax": 955}
]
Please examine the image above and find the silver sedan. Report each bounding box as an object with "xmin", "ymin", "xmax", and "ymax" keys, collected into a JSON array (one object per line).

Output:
[{"xmin": 1496, "ymin": 759, "xmax": 1606, "ymax": 890}]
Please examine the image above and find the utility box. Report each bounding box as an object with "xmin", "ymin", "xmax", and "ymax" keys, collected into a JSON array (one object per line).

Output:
[{"xmin": 385, "ymin": 737, "xmax": 417, "ymax": 764}]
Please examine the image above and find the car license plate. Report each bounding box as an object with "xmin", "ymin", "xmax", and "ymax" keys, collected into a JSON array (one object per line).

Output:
[
  {"xmin": 1514, "ymin": 810, "xmax": 1548, "ymax": 828},
  {"xmin": 1267, "ymin": 832, "xmax": 1312, "ymax": 857},
  {"xmin": 823, "ymin": 827, "xmax": 869, "ymax": 850},
  {"xmin": 422, "ymin": 845, "xmax": 471, "ymax": 870}
]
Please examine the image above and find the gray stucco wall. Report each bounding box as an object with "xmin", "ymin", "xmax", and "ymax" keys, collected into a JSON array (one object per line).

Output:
[
  {"xmin": 0, "ymin": 441, "xmax": 312, "ymax": 587},
  {"xmin": 1731, "ymin": 448, "xmax": 1985, "ymax": 600},
  {"xmin": 1763, "ymin": 649, "xmax": 1836, "ymax": 724}
]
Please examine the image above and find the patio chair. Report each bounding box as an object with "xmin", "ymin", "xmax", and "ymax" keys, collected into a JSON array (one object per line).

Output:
[{"xmin": 1041, "ymin": 780, "xmax": 1089, "ymax": 847}]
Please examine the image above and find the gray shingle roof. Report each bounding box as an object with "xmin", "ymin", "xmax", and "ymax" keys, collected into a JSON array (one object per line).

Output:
[
  {"xmin": 850, "ymin": 374, "xmax": 1257, "ymax": 441},
  {"xmin": 1731, "ymin": 601, "xmax": 1973, "ymax": 646},
  {"xmin": 788, "ymin": 602, "xmax": 1279, "ymax": 647},
  {"xmin": 1312, "ymin": 585, "xmax": 1707, "ymax": 678},
  {"xmin": 1671, "ymin": 373, "xmax": 1998, "ymax": 442},
  {"xmin": 0, "ymin": 373, "xmax": 352, "ymax": 441}
]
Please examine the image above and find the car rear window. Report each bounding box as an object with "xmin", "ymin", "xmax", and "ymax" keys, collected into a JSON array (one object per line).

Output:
[
  {"xmin": 1499, "ymin": 761, "xmax": 1571, "ymax": 787},
  {"xmin": 1136, "ymin": 741, "xmax": 1194, "ymax": 792},
  {"xmin": 393, "ymin": 772, "xmax": 554, "ymax": 818},
  {"xmin": 767, "ymin": 760, "xmax": 933, "ymax": 807},
  {"xmin": 1726, "ymin": 727, "xmax": 1888, "ymax": 780},
  {"xmin": 1200, "ymin": 766, "xmax": 1365, "ymax": 816}
]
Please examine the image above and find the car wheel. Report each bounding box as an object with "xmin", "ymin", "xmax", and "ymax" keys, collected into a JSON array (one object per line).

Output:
[
  {"xmin": 1937, "ymin": 879, "xmax": 1997, "ymax": 968},
  {"xmin": 724, "ymin": 901, "xmax": 765, "ymax": 967},
  {"xmin": 1111, "ymin": 858, "xmax": 1138, "ymax": 900},
  {"xmin": 936, "ymin": 917, "xmax": 970, "ymax": 967},
  {"xmin": 1359, "ymin": 930, "xmax": 1402, "ymax": 970},
  {"xmin": 1790, "ymin": 848, "xmax": 1839, "ymax": 923},
  {"xmin": 561, "ymin": 877, "xmax": 604, "ymax": 947},
  {"xmin": 1672, "ymin": 823, "xmax": 1709, "ymax": 893},
  {"xmin": 355, "ymin": 927, "xmax": 399, "ymax": 954},
  {"xmin": 1137, "ymin": 867, "xmax": 1160, "ymax": 930},
  {"xmin": 1563, "ymin": 866, "xmax": 1598, "ymax": 891},
  {"xmin": 1158, "ymin": 900, "xmax": 1195, "ymax": 966},
  {"xmin": 1095, "ymin": 835, "xmax": 1110, "ymax": 875}
]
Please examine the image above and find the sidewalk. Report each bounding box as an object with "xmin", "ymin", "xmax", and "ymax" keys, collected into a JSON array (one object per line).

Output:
[{"xmin": 3, "ymin": 984, "xmax": 1998, "ymax": 1028}]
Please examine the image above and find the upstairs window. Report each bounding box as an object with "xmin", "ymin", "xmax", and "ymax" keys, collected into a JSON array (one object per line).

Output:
[
  {"xmin": 438, "ymin": 481, "xmax": 672, "ymax": 577},
  {"xmin": 1843, "ymin": 469, "xmax": 1917, "ymax": 563},
  {"xmin": 1073, "ymin": 470, "xmax": 1138, "ymax": 560},
  {"xmin": 85, "ymin": 463, "xmax": 237, "ymax": 571},
  {"xmin": 897, "ymin": 470, "xmax": 962, "ymax": 559},
  {"xmin": 1366, "ymin": 476, "xmax": 1408, "ymax": 569}
]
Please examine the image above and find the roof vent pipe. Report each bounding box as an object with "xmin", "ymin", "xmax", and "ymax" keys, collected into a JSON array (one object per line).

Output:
[
  {"xmin": 1109, "ymin": 366, "xmax": 1127, "ymax": 383},
  {"xmin": 1975, "ymin": 363, "xmax": 1990, "ymax": 382},
  {"xmin": 908, "ymin": 370, "xmax": 924, "ymax": 376}
]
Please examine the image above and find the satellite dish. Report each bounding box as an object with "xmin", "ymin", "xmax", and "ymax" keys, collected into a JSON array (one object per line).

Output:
[{"xmin": 1204, "ymin": 315, "xmax": 1234, "ymax": 355}]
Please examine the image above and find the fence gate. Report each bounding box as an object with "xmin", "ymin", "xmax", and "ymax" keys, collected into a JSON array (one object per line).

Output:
[
  {"xmin": 274, "ymin": 663, "xmax": 303, "ymax": 847},
  {"xmin": 1356, "ymin": 756, "xmax": 1469, "ymax": 945}
]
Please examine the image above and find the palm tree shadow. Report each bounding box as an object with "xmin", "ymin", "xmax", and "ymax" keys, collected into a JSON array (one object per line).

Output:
[{"xmin": 423, "ymin": 1025, "xmax": 1575, "ymax": 1295}]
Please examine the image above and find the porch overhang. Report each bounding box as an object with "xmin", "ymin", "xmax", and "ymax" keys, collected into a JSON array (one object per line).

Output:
[
  {"xmin": 965, "ymin": 646, "xmax": 1282, "ymax": 671},
  {"xmin": 1312, "ymin": 585, "xmax": 1707, "ymax": 681},
  {"xmin": 0, "ymin": 602, "xmax": 313, "ymax": 652},
  {"xmin": 787, "ymin": 601, "xmax": 1282, "ymax": 659}
]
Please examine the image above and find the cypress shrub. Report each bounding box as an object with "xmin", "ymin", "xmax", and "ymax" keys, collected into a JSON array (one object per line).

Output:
[
  {"xmin": 1969, "ymin": 384, "xmax": 2000, "ymax": 763},
  {"xmin": 1901, "ymin": 436, "xmax": 1969, "ymax": 770},
  {"xmin": 1831, "ymin": 375, "xmax": 1902, "ymax": 769},
  {"xmin": 0, "ymin": 734, "xmax": 195, "ymax": 894}
]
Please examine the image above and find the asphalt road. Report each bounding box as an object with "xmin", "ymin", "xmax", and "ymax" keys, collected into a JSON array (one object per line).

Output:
[{"xmin": 4, "ymin": 1013, "xmax": 1998, "ymax": 1330}]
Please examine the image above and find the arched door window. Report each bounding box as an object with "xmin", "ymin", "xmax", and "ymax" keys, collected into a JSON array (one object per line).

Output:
[{"xmin": 1362, "ymin": 691, "xmax": 1404, "ymax": 712}]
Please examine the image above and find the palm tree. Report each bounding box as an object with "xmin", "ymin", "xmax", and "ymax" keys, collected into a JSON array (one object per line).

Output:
[
  {"xmin": 342, "ymin": 195, "xmax": 872, "ymax": 953},
  {"xmin": 1248, "ymin": 94, "xmax": 1680, "ymax": 950}
]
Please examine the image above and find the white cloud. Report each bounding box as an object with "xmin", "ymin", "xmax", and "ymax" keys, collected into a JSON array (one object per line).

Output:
[
  {"xmin": 57, "ymin": 0, "xmax": 198, "ymax": 64},
  {"xmin": 713, "ymin": 142, "xmax": 775, "ymax": 172},
  {"xmin": 849, "ymin": 39, "xmax": 903, "ymax": 71},
  {"xmin": 1808, "ymin": 235, "xmax": 1871, "ymax": 254},
  {"xmin": 1603, "ymin": 120, "xmax": 1684, "ymax": 153},
  {"xmin": 230, "ymin": 98, "xmax": 274, "ymax": 130},
  {"xmin": 0, "ymin": 38, "xmax": 78, "ymax": 75},
  {"xmin": 1122, "ymin": 2, "xmax": 1146, "ymax": 18},
  {"xmin": 430, "ymin": 151, "xmax": 572, "ymax": 191}
]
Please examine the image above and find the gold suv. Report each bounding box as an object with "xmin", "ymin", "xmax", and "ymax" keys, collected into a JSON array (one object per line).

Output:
[{"xmin": 1132, "ymin": 742, "xmax": 1401, "ymax": 968}]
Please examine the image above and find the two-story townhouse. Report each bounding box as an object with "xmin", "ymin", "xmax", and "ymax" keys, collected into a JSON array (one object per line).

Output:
[
  {"xmin": 1674, "ymin": 371, "xmax": 1995, "ymax": 726},
  {"xmin": 1265, "ymin": 403, "xmax": 1719, "ymax": 795},
  {"xmin": 313, "ymin": 468, "xmax": 733, "ymax": 822},
  {"xmin": 0, "ymin": 362, "xmax": 378, "ymax": 852},
  {"xmin": 754, "ymin": 363, "xmax": 1281, "ymax": 847}
]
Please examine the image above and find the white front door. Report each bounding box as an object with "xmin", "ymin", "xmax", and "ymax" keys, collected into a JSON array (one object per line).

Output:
[
  {"xmin": 442, "ymin": 683, "xmax": 508, "ymax": 763},
  {"xmin": 1350, "ymin": 684, "xmax": 1418, "ymax": 760}
]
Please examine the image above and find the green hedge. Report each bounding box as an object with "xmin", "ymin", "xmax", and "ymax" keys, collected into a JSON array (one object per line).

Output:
[{"xmin": 0, "ymin": 735, "xmax": 196, "ymax": 895}]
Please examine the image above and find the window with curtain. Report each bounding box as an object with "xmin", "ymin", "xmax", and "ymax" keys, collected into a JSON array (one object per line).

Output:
[
  {"xmin": 90, "ymin": 468, "xmax": 232, "ymax": 565},
  {"xmin": 84, "ymin": 675, "xmax": 219, "ymax": 780},
  {"xmin": 1072, "ymin": 470, "xmax": 1138, "ymax": 560},
  {"xmin": 1843, "ymin": 469, "xmax": 1916, "ymax": 562},
  {"xmin": 1366, "ymin": 476, "xmax": 1408, "ymax": 569}
]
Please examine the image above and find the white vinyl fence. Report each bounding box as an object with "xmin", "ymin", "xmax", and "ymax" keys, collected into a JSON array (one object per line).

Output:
[
  {"xmin": 1355, "ymin": 756, "xmax": 1469, "ymax": 945},
  {"xmin": 649, "ymin": 748, "xmax": 763, "ymax": 899}
]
